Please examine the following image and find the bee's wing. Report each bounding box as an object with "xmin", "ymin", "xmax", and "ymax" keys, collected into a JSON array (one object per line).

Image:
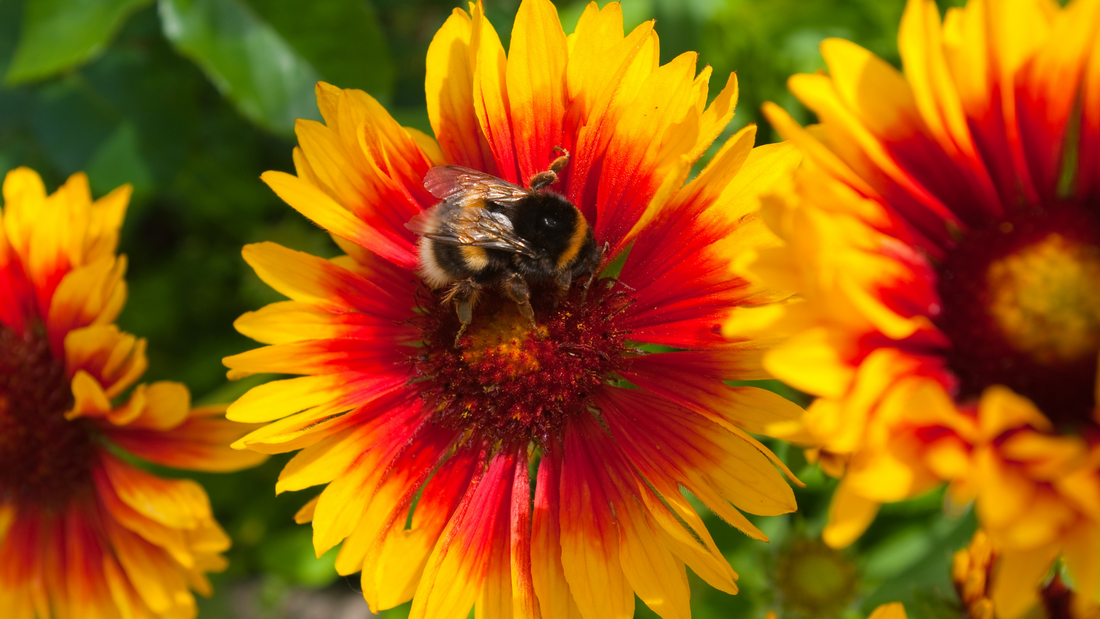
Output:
[
  {"xmin": 423, "ymin": 166, "xmax": 529, "ymax": 208},
  {"xmin": 411, "ymin": 202, "xmax": 537, "ymax": 257},
  {"xmin": 406, "ymin": 203, "xmax": 445, "ymax": 237}
]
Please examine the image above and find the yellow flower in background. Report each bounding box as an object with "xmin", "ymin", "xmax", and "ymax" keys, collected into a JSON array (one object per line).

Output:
[
  {"xmin": 0, "ymin": 168, "xmax": 265, "ymax": 619},
  {"xmin": 226, "ymin": 0, "xmax": 806, "ymax": 617},
  {"xmin": 766, "ymin": 601, "xmax": 908, "ymax": 619},
  {"xmin": 868, "ymin": 605, "xmax": 908, "ymax": 619},
  {"xmin": 729, "ymin": 0, "xmax": 1100, "ymax": 616},
  {"xmin": 954, "ymin": 530, "xmax": 1000, "ymax": 619},
  {"xmin": 953, "ymin": 529, "xmax": 1091, "ymax": 619}
]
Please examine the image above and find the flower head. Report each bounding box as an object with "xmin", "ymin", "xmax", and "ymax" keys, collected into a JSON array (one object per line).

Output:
[
  {"xmin": 0, "ymin": 168, "xmax": 264, "ymax": 619},
  {"xmin": 774, "ymin": 538, "xmax": 858, "ymax": 618},
  {"xmin": 729, "ymin": 0, "xmax": 1100, "ymax": 616},
  {"xmin": 226, "ymin": 1, "xmax": 804, "ymax": 617}
]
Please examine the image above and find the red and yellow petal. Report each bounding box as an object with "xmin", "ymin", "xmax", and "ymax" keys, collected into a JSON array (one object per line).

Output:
[
  {"xmin": 426, "ymin": 9, "xmax": 498, "ymax": 174},
  {"xmin": 530, "ymin": 448, "xmax": 584, "ymax": 619},
  {"xmin": 1, "ymin": 168, "xmax": 129, "ymax": 338},
  {"xmin": 361, "ymin": 447, "xmax": 480, "ymax": 612},
  {"xmin": 505, "ymin": 0, "xmax": 569, "ymax": 186},
  {"xmin": 559, "ymin": 417, "xmax": 635, "ymax": 619},
  {"xmin": 64, "ymin": 325, "xmax": 147, "ymax": 401},
  {"xmin": 108, "ymin": 405, "xmax": 268, "ymax": 473},
  {"xmin": 409, "ymin": 449, "xmax": 512, "ymax": 619}
]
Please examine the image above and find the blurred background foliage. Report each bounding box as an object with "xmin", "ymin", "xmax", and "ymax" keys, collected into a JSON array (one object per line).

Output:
[{"xmin": 0, "ymin": 0, "xmax": 971, "ymax": 617}]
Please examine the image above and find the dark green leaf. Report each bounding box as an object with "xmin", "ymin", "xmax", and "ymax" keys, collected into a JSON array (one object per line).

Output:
[
  {"xmin": 0, "ymin": 0, "xmax": 25, "ymax": 79},
  {"xmin": 30, "ymin": 77, "xmax": 118, "ymax": 174},
  {"xmin": 242, "ymin": 0, "xmax": 394, "ymax": 99},
  {"xmin": 860, "ymin": 508, "xmax": 977, "ymax": 618},
  {"xmin": 5, "ymin": 0, "xmax": 151, "ymax": 84},
  {"xmin": 256, "ymin": 527, "xmax": 339, "ymax": 588},
  {"xmin": 157, "ymin": 0, "xmax": 322, "ymax": 135},
  {"xmin": 86, "ymin": 122, "xmax": 153, "ymax": 198}
]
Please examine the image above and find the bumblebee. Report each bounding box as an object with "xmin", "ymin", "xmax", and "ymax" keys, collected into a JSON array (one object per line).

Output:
[{"xmin": 407, "ymin": 150, "xmax": 601, "ymax": 344}]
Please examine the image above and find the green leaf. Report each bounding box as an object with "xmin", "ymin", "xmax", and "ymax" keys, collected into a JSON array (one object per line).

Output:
[
  {"xmin": 256, "ymin": 527, "xmax": 338, "ymax": 588},
  {"xmin": 86, "ymin": 122, "xmax": 154, "ymax": 198},
  {"xmin": 30, "ymin": 77, "xmax": 117, "ymax": 174},
  {"xmin": 157, "ymin": 0, "xmax": 322, "ymax": 136},
  {"xmin": 242, "ymin": 0, "xmax": 393, "ymax": 98},
  {"xmin": 5, "ymin": 0, "xmax": 151, "ymax": 84},
  {"xmin": 860, "ymin": 509, "xmax": 977, "ymax": 618}
]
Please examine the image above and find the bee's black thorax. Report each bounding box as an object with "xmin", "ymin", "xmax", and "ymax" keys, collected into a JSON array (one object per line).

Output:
[{"xmin": 508, "ymin": 192, "xmax": 598, "ymax": 281}]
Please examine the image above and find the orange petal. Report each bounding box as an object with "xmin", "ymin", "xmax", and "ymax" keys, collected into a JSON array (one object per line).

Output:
[
  {"xmin": 978, "ymin": 385, "xmax": 1053, "ymax": 438},
  {"xmin": 868, "ymin": 602, "xmax": 908, "ymax": 619},
  {"xmin": 46, "ymin": 255, "xmax": 127, "ymax": 351},
  {"xmin": 425, "ymin": 9, "xmax": 497, "ymax": 172},
  {"xmin": 506, "ymin": 0, "xmax": 568, "ymax": 185},
  {"xmin": 594, "ymin": 52, "xmax": 701, "ymax": 252},
  {"xmin": 101, "ymin": 516, "xmax": 195, "ymax": 617},
  {"xmin": 991, "ymin": 543, "xmax": 1060, "ymax": 619},
  {"xmin": 234, "ymin": 300, "xmax": 371, "ymax": 345},
  {"xmin": 974, "ymin": 446, "xmax": 1036, "ymax": 529},
  {"xmin": 559, "ymin": 416, "xmax": 636, "ymax": 619},
  {"xmin": 766, "ymin": 327, "xmax": 857, "ymax": 400},
  {"xmin": 1062, "ymin": 520, "xmax": 1100, "ymax": 619},
  {"xmin": 823, "ymin": 477, "xmax": 881, "ymax": 548},
  {"xmin": 361, "ymin": 448, "xmax": 479, "ymax": 611},
  {"xmin": 508, "ymin": 450, "xmax": 539, "ymax": 619},
  {"xmin": 66, "ymin": 370, "xmax": 113, "ymax": 421},
  {"xmin": 112, "ymin": 381, "xmax": 189, "ymax": 430},
  {"xmin": 100, "ymin": 453, "xmax": 213, "ymax": 530},
  {"xmin": 410, "ymin": 450, "xmax": 513, "ymax": 619},
  {"xmin": 241, "ymin": 241, "xmax": 408, "ymax": 319},
  {"xmin": 260, "ymin": 172, "xmax": 418, "ymax": 269},
  {"xmin": 618, "ymin": 504, "xmax": 691, "ymax": 619},
  {"xmin": 64, "ymin": 325, "xmax": 148, "ymax": 399},
  {"xmin": 107, "ymin": 405, "xmax": 268, "ymax": 473},
  {"xmin": 470, "ymin": 2, "xmax": 519, "ymax": 183},
  {"xmin": 531, "ymin": 448, "xmax": 583, "ymax": 619}
]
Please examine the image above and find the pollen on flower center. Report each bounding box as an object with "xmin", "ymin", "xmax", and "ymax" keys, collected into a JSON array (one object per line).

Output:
[
  {"xmin": 412, "ymin": 281, "xmax": 632, "ymax": 444},
  {"xmin": 0, "ymin": 325, "xmax": 95, "ymax": 509},
  {"xmin": 935, "ymin": 204, "xmax": 1100, "ymax": 427},
  {"xmin": 986, "ymin": 233, "xmax": 1100, "ymax": 364}
]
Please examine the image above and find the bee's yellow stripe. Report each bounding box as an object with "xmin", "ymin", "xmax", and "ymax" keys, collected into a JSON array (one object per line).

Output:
[
  {"xmin": 556, "ymin": 212, "xmax": 588, "ymax": 269},
  {"xmin": 460, "ymin": 245, "xmax": 490, "ymax": 270}
]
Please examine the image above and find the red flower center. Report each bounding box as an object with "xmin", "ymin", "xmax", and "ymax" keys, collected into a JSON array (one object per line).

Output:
[
  {"xmin": 935, "ymin": 203, "xmax": 1100, "ymax": 427},
  {"xmin": 412, "ymin": 281, "xmax": 632, "ymax": 445},
  {"xmin": 0, "ymin": 325, "xmax": 95, "ymax": 509}
]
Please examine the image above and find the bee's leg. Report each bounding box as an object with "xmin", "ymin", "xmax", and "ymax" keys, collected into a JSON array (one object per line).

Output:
[
  {"xmin": 581, "ymin": 241, "xmax": 610, "ymax": 303},
  {"xmin": 553, "ymin": 271, "xmax": 573, "ymax": 305},
  {"xmin": 501, "ymin": 273, "xmax": 537, "ymax": 331},
  {"xmin": 447, "ymin": 279, "xmax": 480, "ymax": 347},
  {"xmin": 528, "ymin": 170, "xmax": 557, "ymax": 191},
  {"xmin": 548, "ymin": 147, "xmax": 570, "ymax": 173},
  {"xmin": 529, "ymin": 148, "xmax": 571, "ymax": 190}
]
